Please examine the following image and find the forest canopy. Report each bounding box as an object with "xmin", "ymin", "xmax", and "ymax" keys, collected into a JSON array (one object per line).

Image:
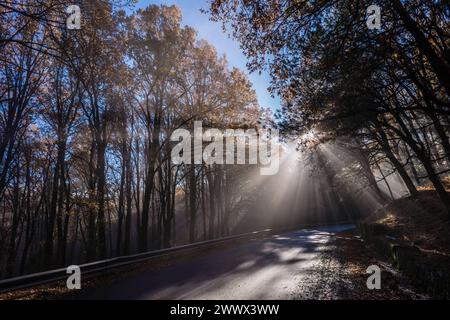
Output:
[{"xmin": 208, "ymin": 0, "xmax": 450, "ymax": 214}]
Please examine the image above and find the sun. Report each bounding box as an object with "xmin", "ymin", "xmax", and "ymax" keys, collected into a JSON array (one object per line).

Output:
[{"xmin": 301, "ymin": 130, "xmax": 317, "ymax": 142}]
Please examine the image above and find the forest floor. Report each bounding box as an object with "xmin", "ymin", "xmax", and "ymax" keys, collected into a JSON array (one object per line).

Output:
[
  {"xmin": 295, "ymin": 229, "xmax": 429, "ymax": 299},
  {"xmin": 363, "ymin": 190, "xmax": 450, "ymax": 255}
]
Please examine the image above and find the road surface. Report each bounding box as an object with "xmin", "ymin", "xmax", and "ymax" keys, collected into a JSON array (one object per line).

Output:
[{"xmin": 71, "ymin": 224, "xmax": 355, "ymax": 299}]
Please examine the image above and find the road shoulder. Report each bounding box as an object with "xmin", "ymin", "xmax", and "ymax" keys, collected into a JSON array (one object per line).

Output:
[{"xmin": 295, "ymin": 230, "xmax": 428, "ymax": 299}]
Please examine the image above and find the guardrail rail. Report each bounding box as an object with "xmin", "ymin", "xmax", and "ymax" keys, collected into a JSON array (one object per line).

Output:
[{"xmin": 0, "ymin": 229, "xmax": 272, "ymax": 294}]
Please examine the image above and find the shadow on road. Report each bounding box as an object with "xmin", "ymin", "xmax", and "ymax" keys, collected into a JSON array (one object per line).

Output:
[{"xmin": 68, "ymin": 225, "xmax": 354, "ymax": 299}]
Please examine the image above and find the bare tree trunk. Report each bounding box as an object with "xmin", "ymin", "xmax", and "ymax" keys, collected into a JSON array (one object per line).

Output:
[
  {"xmin": 116, "ymin": 145, "xmax": 126, "ymax": 256},
  {"xmin": 96, "ymin": 138, "xmax": 107, "ymax": 259},
  {"xmin": 188, "ymin": 165, "xmax": 197, "ymax": 243},
  {"xmin": 207, "ymin": 166, "xmax": 216, "ymax": 240},
  {"xmin": 6, "ymin": 163, "xmax": 21, "ymax": 276},
  {"xmin": 124, "ymin": 141, "xmax": 132, "ymax": 255},
  {"xmin": 392, "ymin": 0, "xmax": 450, "ymax": 96},
  {"xmin": 377, "ymin": 128, "xmax": 419, "ymax": 197},
  {"xmin": 201, "ymin": 166, "xmax": 207, "ymax": 240}
]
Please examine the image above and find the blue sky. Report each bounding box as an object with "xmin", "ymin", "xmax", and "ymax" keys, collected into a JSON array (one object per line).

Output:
[{"xmin": 131, "ymin": 0, "xmax": 281, "ymax": 111}]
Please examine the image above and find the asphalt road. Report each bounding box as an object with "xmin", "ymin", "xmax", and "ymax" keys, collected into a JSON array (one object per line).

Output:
[{"xmin": 71, "ymin": 224, "xmax": 355, "ymax": 300}]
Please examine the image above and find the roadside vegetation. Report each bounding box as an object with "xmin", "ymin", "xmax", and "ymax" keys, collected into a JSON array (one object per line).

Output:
[{"xmin": 358, "ymin": 188, "xmax": 450, "ymax": 298}]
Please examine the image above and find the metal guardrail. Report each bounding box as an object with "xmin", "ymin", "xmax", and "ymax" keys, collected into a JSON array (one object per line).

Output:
[{"xmin": 0, "ymin": 229, "xmax": 272, "ymax": 294}]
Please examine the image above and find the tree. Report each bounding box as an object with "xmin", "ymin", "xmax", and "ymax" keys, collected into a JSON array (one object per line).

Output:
[{"xmin": 208, "ymin": 0, "xmax": 450, "ymax": 215}]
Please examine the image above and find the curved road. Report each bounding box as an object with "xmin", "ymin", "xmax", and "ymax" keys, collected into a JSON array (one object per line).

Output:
[{"xmin": 71, "ymin": 224, "xmax": 354, "ymax": 300}]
